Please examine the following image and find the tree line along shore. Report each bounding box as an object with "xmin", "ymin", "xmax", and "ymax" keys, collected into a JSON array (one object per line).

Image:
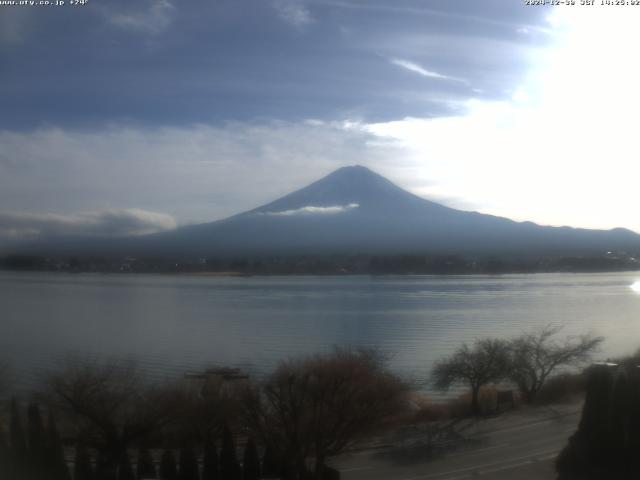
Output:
[{"xmin": 2, "ymin": 252, "xmax": 640, "ymax": 275}]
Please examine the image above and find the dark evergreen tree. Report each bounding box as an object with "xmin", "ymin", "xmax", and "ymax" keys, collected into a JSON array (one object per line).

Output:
[
  {"xmin": 557, "ymin": 365, "xmax": 612, "ymax": 479},
  {"xmin": 118, "ymin": 452, "xmax": 136, "ymax": 480},
  {"xmin": 201, "ymin": 438, "xmax": 219, "ymax": 480},
  {"xmin": 159, "ymin": 450, "xmax": 178, "ymax": 480},
  {"xmin": 47, "ymin": 411, "xmax": 71, "ymax": 480},
  {"xmin": 27, "ymin": 403, "xmax": 46, "ymax": 470},
  {"xmin": 178, "ymin": 444, "xmax": 199, "ymax": 480},
  {"xmin": 0, "ymin": 423, "xmax": 14, "ymax": 480},
  {"xmin": 242, "ymin": 438, "xmax": 260, "ymax": 480},
  {"xmin": 10, "ymin": 398, "xmax": 27, "ymax": 461},
  {"xmin": 609, "ymin": 370, "xmax": 631, "ymax": 476},
  {"xmin": 627, "ymin": 367, "xmax": 640, "ymax": 474},
  {"xmin": 136, "ymin": 447, "xmax": 157, "ymax": 480},
  {"xmin": 556, "ymin": 364, "xmax": 640, "ymax": 480},
  {"xmin": 9, "ymin": 397, "xmax": 29, "ymax": 479},
  {"xmin": 578, "ymin": 365, "xmax": 614, "ymax": 446},
  {"xmin": 318, "ymin": 465, "xmax": 340, "ymax": 480},
  {"xmin": 219, "ymin": 426, "xmax": 240, "ymax": 480},
  {"xmin": 74, "ymin": 445, "xmax": 95, "ymax": 480},
  {"xmin": 260, "ymin": 445, "xmax": 281, "ymax": 479},
  {"xmin": 96, "ymin": 451, "xmax": 118, "ymax": 480}
]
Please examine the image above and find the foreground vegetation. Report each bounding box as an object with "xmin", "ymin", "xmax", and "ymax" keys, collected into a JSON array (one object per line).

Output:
[
  {"xmin": 0, "ymin": 327, "xmax": 603, "ymax": 480},
  {"xmin": 0, "ymin": 350, "xmax": 405, "ymax": 480},
  {"xmin": 556, "ymin": 351, "xmax": 640, "ymax": 480},
  {"xmin": 432, "ymin": 326, "xmax": 602, "ymax": 414}
]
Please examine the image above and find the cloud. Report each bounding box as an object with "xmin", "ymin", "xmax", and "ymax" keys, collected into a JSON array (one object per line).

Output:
[
  {"xmin": 107, "ymin": 0, "xmax": 174, "ymax": 34},
  {"xmin": 390, "ymin": 58, "xmax": 466, "ymax": 83},
  {"xmin": 0, "ymin": 0, "xmax": 549, "ymax": 128},
  {"xmin": 263, "ymin": 203, "xmax": 359, "ymax": 216},
  {"xmin": 0, "ymin": 209, "xmax": 177, "ymax": 240},
  {"xmin": 0, "ymin": 122, "xmax": 406, "ymax": 226},
  {"xmin": 272, "ymin": 0, "xmax": 312, "ymax": 28}
]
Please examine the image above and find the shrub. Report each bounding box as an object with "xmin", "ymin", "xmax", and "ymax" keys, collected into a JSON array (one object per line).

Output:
[{"xmin": 535, "ymin": 373, "xmax": 586, "ymax": 405}]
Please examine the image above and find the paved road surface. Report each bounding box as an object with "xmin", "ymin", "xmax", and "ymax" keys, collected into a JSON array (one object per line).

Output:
[{"xmin": 332, "ymin": 405, "xmax": 581, "ymax": 480}]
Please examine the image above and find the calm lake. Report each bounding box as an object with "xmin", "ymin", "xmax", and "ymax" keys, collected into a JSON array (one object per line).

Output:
[{"xmin": 2, "ymin": 271, "xmax": 640, "ymax": 390}]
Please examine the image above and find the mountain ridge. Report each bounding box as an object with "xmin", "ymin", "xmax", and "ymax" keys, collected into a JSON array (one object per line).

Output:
[
  {"xmin": 136, "ymin": 165, "xmax": 640, "ymax": 257},
  {"xmin": 6, "ymin": 165, "xmax": 640, "ymax": 258}
]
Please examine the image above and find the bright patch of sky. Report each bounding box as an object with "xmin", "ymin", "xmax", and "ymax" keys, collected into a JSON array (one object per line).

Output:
[{"xmin": 366, "ymin": 6, "xmax": 640, "ymax": 232}]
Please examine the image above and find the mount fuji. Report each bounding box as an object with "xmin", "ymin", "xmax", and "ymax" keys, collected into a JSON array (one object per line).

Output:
[{"xmin": 132, "ymin": 165, "xmax": 640, "ymax": 257}]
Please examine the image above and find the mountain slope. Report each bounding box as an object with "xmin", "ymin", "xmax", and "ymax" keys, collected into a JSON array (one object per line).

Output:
[{"xmin": 135, "ymin": 165, "xmax": 640, "ymax": 257}]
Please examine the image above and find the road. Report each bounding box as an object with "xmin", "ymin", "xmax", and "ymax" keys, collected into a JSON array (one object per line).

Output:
[{"xmin": 332, "ymin": 404, "xmax": 581, "ymax": 480}]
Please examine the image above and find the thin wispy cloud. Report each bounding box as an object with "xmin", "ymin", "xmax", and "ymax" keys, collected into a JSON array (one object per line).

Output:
[
  {"xmin": 108, "ymin": 0, "xmax": 174, "ymax": 35},
  {"xmin": 264, "ymin": 203, "xmax": 359, "ymax": 216},
  {"xmin": 390, "ymin": 58, "xmax": 467, "ymax": 84},
  {"xmin": 272, "ymin": 0, "xmax": 313, "ymax": 28},
  {"xmin": 0, "ymin": 209, "xmax": 177, "ymax": 240}
]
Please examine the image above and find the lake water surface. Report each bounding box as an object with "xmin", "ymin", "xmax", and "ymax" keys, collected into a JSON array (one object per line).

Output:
[{"xmin": 2, "ymin": 271, "xmax": 640, "ymax": 390}]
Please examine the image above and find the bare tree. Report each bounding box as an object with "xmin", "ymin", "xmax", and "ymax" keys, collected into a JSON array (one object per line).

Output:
[
  {"xmin": 45, "ymin": 358, "xmax": 183, "ymax": 475},
  {"xmin": 508, "ymin": 325, "xmax": 603, "ymax": 403},
  {"xmin": 173, "ymin": 379, "xmax": 243, "ymax": 444},
  {"xmin": 242, "ymin": 349, "xmax": 407, "ymax": 479},
  {"xmin": 431, "ymin": 338, "xmax": 510, "ymax": 415}
]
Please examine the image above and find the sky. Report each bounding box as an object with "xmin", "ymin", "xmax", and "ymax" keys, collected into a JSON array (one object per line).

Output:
[{"xmin": 1, "ymin": 0, "xmax": 639, "ymax": 240}]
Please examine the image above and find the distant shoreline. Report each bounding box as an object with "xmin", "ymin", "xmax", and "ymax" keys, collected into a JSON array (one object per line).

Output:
[
  {"xmin": 3, "ymin": 251, "xmax": 640, "ymax": 276},
  {"xmin": 2, "ymin": 267, "xmax": 640, "ymax": 278}
]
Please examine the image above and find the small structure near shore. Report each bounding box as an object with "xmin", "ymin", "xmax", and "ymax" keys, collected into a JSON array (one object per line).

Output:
[{"xmin": 495, "ymin": 390, "xmax": 516, "ymax": 413}]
